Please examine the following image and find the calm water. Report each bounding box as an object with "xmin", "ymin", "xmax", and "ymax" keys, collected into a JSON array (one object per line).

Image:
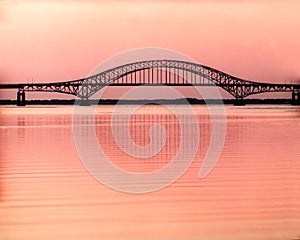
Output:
[{"xmin": 0, "ymin": 105, "xmax": 299, "ymax": 240}]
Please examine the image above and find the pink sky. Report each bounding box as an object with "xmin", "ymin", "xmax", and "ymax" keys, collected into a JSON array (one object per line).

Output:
[{"xmin": 0, "ymin": 0, "xmax": 300, "ymax": 99}]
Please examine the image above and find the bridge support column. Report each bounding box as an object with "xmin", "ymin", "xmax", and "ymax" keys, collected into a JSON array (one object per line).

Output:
[
  {"xmin": 17, "ymin": 90, "xmax": 26, "ymax": 106},
  {"xmin": 79, "ymin": 98, "xmax": 91, "ymax": 106},
  {"xmin": 234, "ymin": 97, "xmax": 245, "ymax": 106},
  {"xmin": 291, "ymin": 88, "xmax": 300, "ymax": 105}
]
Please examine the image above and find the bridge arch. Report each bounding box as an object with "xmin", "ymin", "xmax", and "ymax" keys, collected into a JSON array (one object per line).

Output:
[
  {"xmin": 1, "ymin": 59, "xmax": 299, "ymax": 105},
  {"xmin": 76, "ymin": 59, "xmax": 251, "ymax": 99}
]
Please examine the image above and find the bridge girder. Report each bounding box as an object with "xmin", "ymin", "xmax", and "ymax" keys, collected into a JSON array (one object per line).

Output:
[{"xmin": 2, "ymin": 60, "xmax": 299, "ymax": 101}]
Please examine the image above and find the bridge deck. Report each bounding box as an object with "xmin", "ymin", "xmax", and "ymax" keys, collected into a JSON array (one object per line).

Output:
[
  {"xmin": 0, "ymin": 84, "xmax": 22, "ymax": 89},
  {"xmin": 0, "ymin": 83, "xmax": 297, "ymax": 88}
]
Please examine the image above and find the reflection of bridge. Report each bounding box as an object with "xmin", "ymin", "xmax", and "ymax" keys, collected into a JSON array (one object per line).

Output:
[{"xmin": 0, "ymin": 60, "xmax": 299, "ymax": 106}]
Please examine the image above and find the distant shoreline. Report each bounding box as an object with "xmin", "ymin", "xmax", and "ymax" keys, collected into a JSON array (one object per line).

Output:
[{"xmin": 0, "ymin": 98, "xmax": 293, "ymax": 105}]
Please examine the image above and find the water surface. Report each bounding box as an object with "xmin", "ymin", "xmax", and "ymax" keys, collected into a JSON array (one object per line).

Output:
[{"xmin": 0, "ymin": 105, "xmax": 299, "ymax": 240}]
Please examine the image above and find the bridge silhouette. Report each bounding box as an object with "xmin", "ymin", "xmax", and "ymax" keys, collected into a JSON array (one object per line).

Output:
[{"xmin": 0, "ymin": 59, "xmax": 299, "ymax": 106}]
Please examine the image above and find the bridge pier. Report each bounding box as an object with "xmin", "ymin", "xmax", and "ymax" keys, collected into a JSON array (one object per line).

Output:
[
  {"xmin": 234, "ymin": 97, "xmax": 245, "ymax": 106},
  {"xmin": 79, "ymin": 98, "xmax": 91, "ymax": 106},
  {"xmin": 17, "ymin": 90, "xmax": 26, "ymax": 106},
  {"xmin": 291, "ymin": 88, "xmax": 300, "ymax": 105}
]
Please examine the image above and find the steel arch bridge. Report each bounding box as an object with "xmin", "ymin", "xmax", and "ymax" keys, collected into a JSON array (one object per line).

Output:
[{"xmin": 0, "ymin": 59, "xmax": 299, "ymax": 106}]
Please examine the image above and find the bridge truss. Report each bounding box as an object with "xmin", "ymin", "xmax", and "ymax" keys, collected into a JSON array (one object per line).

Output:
[{"xmin": 0, "ymin": 60, "xmax": 299, "ymax": 106}]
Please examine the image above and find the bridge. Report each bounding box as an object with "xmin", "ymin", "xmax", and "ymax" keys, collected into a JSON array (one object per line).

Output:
[{"xmin": 0, "ymin": 59, "xmax": 299, "ymax": 106}]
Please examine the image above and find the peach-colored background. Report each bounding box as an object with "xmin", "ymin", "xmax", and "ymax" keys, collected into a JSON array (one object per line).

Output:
[{"xmin": 0, "ymin": 0, "xmax": 300, "ymax": 99}]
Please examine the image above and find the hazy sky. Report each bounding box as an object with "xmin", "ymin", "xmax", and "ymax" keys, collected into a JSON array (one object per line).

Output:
[{"xmin": 0, "ymin": 0, "xmax": 300, "ymax": 99}]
